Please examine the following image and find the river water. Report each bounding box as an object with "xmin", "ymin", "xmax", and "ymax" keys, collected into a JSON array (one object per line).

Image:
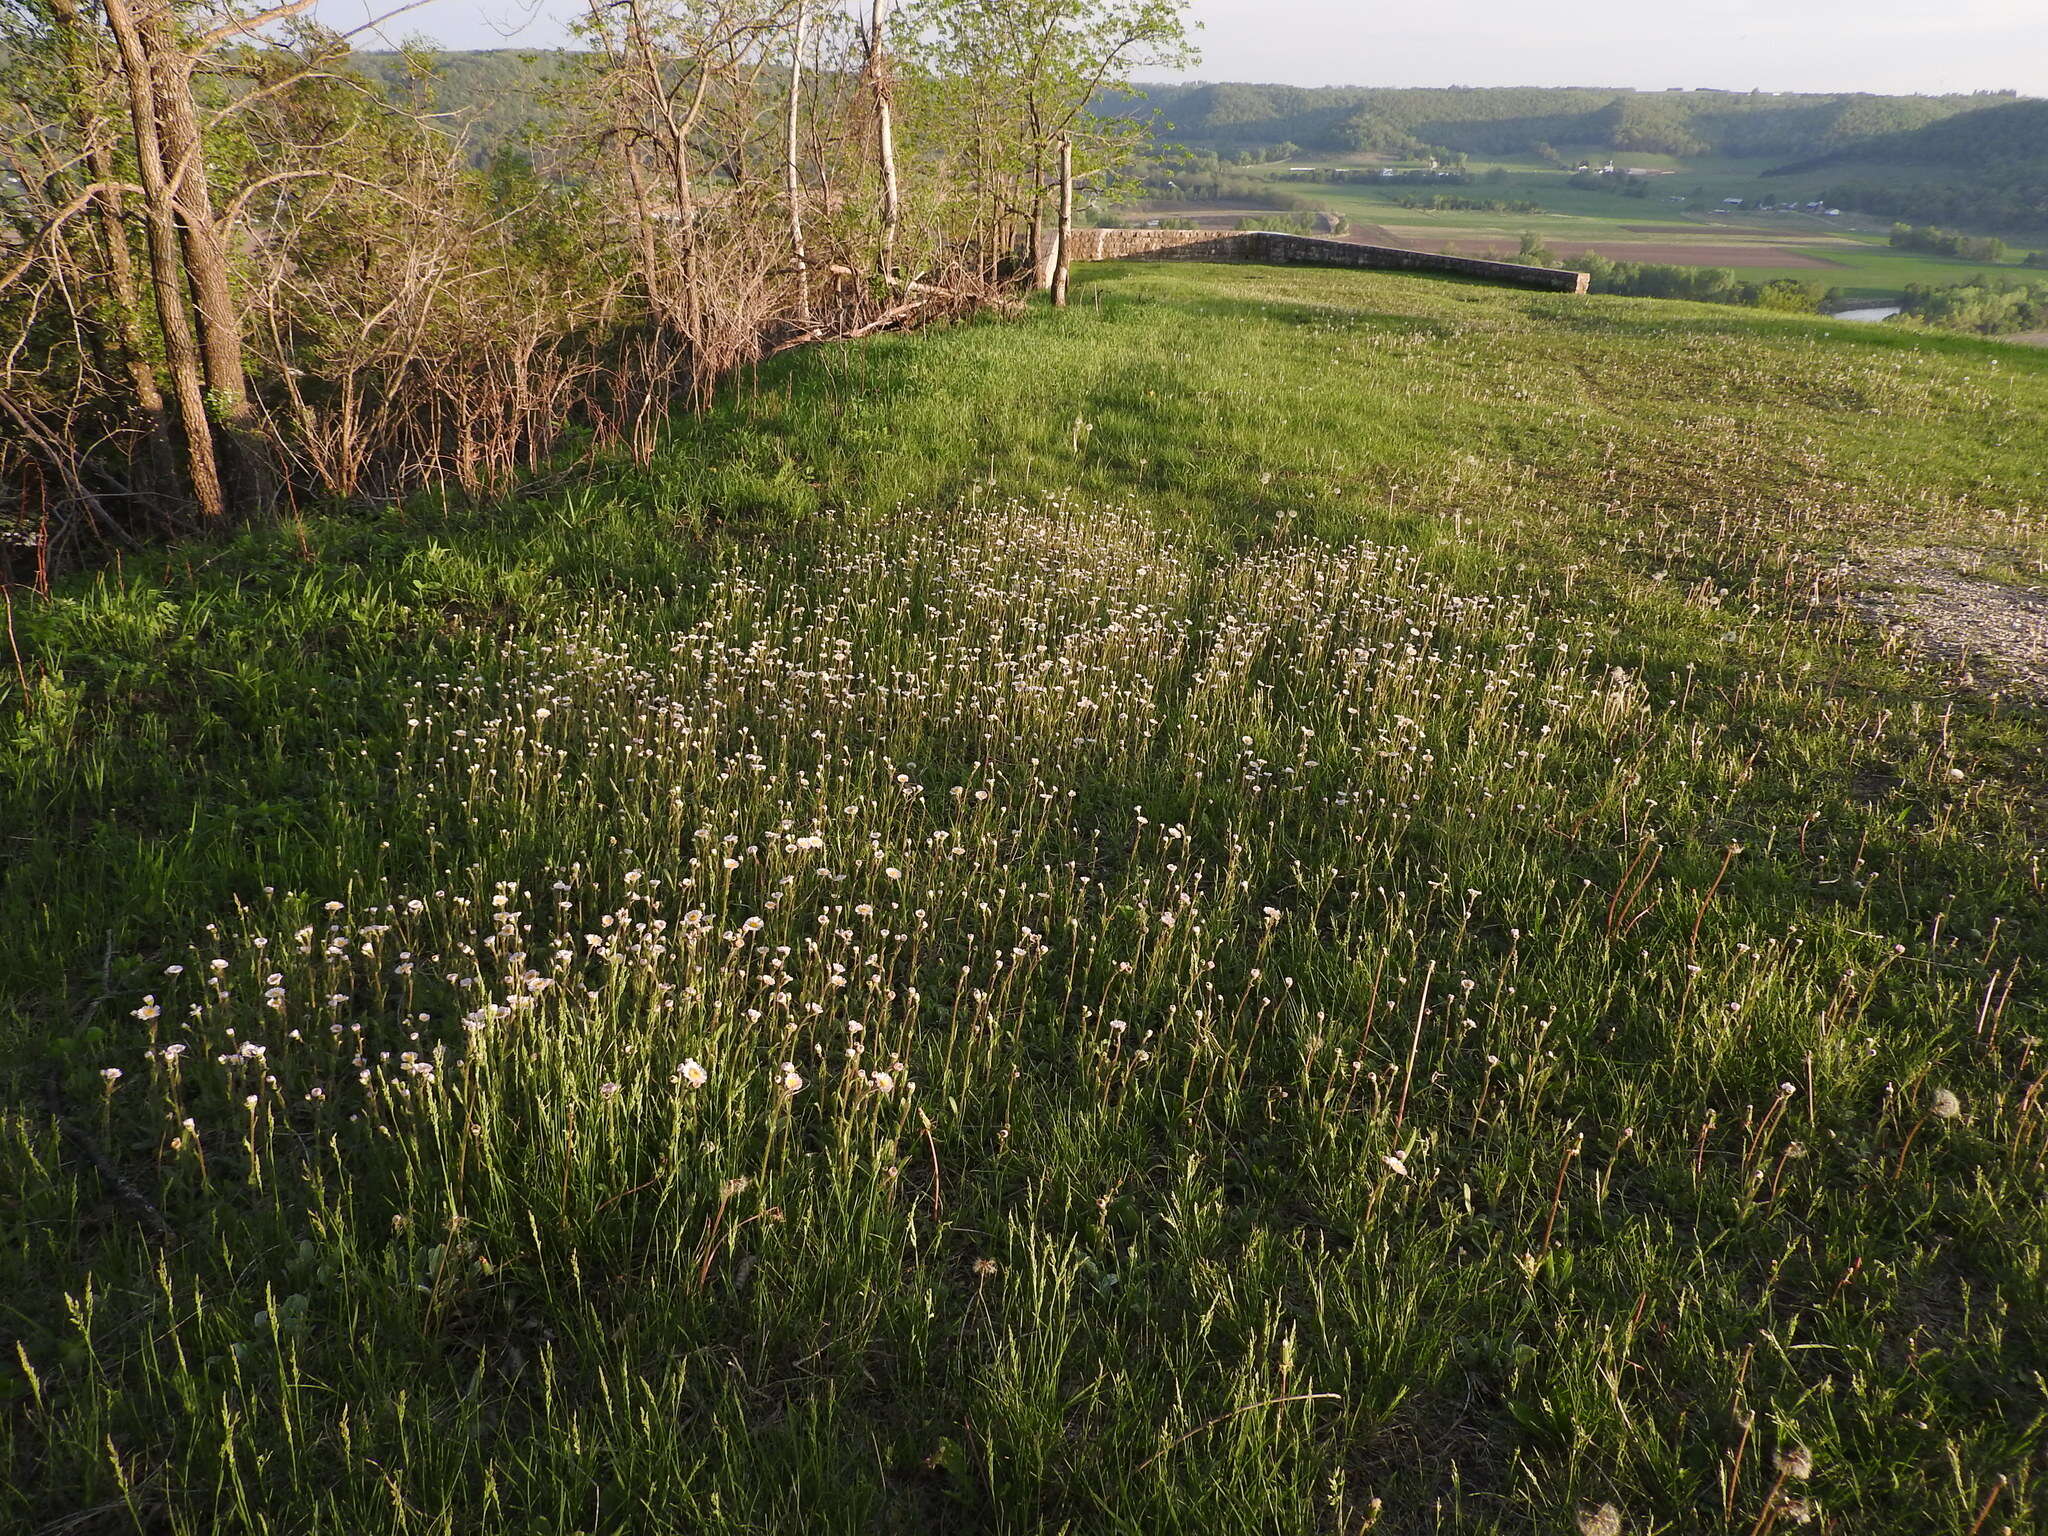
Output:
[{"xmin": 1832, "ymin": 305, "xmax": 1903, "ymax": 323}]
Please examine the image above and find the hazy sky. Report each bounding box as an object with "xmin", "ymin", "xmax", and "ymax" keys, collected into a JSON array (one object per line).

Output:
[{"xmin": 322, "ymin": 0, "xmax": 2048, "ymax": 97}]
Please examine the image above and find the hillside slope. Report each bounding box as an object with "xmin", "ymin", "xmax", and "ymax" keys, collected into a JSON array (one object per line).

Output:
[
  {"xmin": 1769, "ymin": 99, "xmax": 2048, "ymax": 229},
  {"xmin": 4, "ymin": 267, "xmax": 2046, "ymax": 1533}
]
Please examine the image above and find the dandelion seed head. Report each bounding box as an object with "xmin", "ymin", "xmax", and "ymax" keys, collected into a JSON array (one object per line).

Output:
[{"xmin": 1774, "ymin": 1445, "xmax": 1814, "ymax": 1481}]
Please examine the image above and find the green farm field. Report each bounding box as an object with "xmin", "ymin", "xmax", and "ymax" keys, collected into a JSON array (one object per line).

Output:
[
  {"xmin": 5, "ymin": 263, "xmax": 2048, "ymax": 1532},
  {"xmin": 1137, "ymin": 158, "xmax": 2048, "ymax": 301}
]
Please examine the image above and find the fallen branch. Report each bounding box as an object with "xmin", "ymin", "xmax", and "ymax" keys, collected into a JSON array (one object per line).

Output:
[
  {"xmin": 841, "ymin": 299, "xmax": 929, "ymax": 337},
  {"xmin": 761, "ymin": 300, "xmax": 930, "ymax": 359},
  {"xmin": 822, "ymin": 262, "xmax": 968, "ymax": 299}
]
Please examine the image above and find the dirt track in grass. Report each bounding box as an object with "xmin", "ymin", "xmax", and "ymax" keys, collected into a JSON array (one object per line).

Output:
[{"xmin": 1851, "ymin": 546, "xmax": 2048, "ymax": 701}]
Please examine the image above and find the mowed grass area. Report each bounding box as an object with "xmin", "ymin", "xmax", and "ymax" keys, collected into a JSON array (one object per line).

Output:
[
  {"xmin": 1175, "ymin": 159, "xmax": 2048, "ymax": 299},
  {"xmin": 4, "ymin": 263, "xmax": 2048, "ymax": 1533}
]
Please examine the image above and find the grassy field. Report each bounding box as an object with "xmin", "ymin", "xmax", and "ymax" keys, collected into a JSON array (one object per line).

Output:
[
  {"xmin": 1134, "ymin": 158, "xmax": 2047, "ymax": 300},
  {"xmin": 4, "ymin": 263, "xmax": 2048, "ymax": 1533}
]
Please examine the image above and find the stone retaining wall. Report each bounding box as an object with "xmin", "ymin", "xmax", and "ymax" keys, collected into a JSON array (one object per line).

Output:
[{"xmin": 1049, "ymin": 227, "xmax": 1590, "ymax": 295}]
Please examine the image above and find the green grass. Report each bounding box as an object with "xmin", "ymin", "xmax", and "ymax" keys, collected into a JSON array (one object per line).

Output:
[{"xmin": 4, "ymin": 264, "xmax": 2047, "ymax": 1533}]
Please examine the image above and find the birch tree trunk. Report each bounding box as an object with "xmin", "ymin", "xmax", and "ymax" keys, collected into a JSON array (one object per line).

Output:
[
  {"xmin": 785, "ymin": 0, "xmax": 812, "ymax": 326},
  {"xmin": 869, "ymin": 0, "xmax": 900, "ymax": 282},
  {"xmin": 1052, "ymin": 133, "xmax": 1073, "ymax": 307}
]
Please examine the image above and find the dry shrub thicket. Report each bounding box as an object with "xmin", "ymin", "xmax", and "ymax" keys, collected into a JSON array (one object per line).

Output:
[{"xmin": 0, "ymin": 0, "xmax": 1192, "ymax": 572}]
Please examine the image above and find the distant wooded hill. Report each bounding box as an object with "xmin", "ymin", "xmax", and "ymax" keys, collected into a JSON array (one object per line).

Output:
[
  {"xmin": 351, "ymin": 57, "xmax": 2023, "ymax": 167},
  {"xmin": 1109, "ymin": 83, "xmax": 2021, "ymax": 161},
  {"xmin": 349, "ymin": 50, "xmax": 569, "ymax": 153},
  {"xmin": 348, "ymin": 55, "xmax": 2044, "ymax": 230},
  {"xmin": 1765, "ymin": 99, "xmax": 2048, "ymax": 231}
]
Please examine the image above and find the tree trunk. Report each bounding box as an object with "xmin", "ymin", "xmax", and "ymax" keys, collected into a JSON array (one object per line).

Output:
[
  {"xmin": 1030, "ymin": 182, "xmax": 1050, "ymax": 291},
  {"xmin": 1052, "ymin": 134, "xmax": 1073, "ymax": 308},
  {"xmin": 624, "ymin": 0, "xmax": 706, "ymax": 361},
  {"xmin": 133, "ymin": 0, "xmax": 247, "ymax": 417},
  {"xmin": 622, "ymin": 141, "xmax": 665, "ymax": 322},
  {"xmin": 584, "ymin": 2, "xmax": 664, "ymax": 329},
  {"xmin": 100, "ymin": 0, "xmax": 224, "ymax": 519},
  {"xmin": 784, "ymin": 0, "xmax": 811, "ymax": 327},
  {"xmin": 869, "ymin": 0, "xmax": 900, "ymax": 282},
  {"xmin": 48, "ymin": 0, "xmax": 172, "ymax": 485}
]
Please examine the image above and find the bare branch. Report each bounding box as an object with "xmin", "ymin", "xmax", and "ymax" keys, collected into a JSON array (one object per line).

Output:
[
  {"xmin": 190, "ymin": 0, "xmax": 323, "ymax": 52},
  {"xmin": 0, "ymin": 182, "xmax": 146, "ymax": 298}
]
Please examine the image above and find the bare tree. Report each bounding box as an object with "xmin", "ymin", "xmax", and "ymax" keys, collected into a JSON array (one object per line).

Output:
[
  {"xmin": 908, "ymin": 0, "xmax": 1194, "ymax": 288},
  {"xmin": 97, "ymin": 0, "xmax": 229, "ymax": 516},
  {"xmin": 784, "ymin": 0, "xmax": 811, "ymax": 326},
  {"xmin": 865, "ymin": 0, "xmax": 900, "ymax": 281},
  {"xmin": 0, "ymin": 0, "xmax": 1178, "ymax": 562}
]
